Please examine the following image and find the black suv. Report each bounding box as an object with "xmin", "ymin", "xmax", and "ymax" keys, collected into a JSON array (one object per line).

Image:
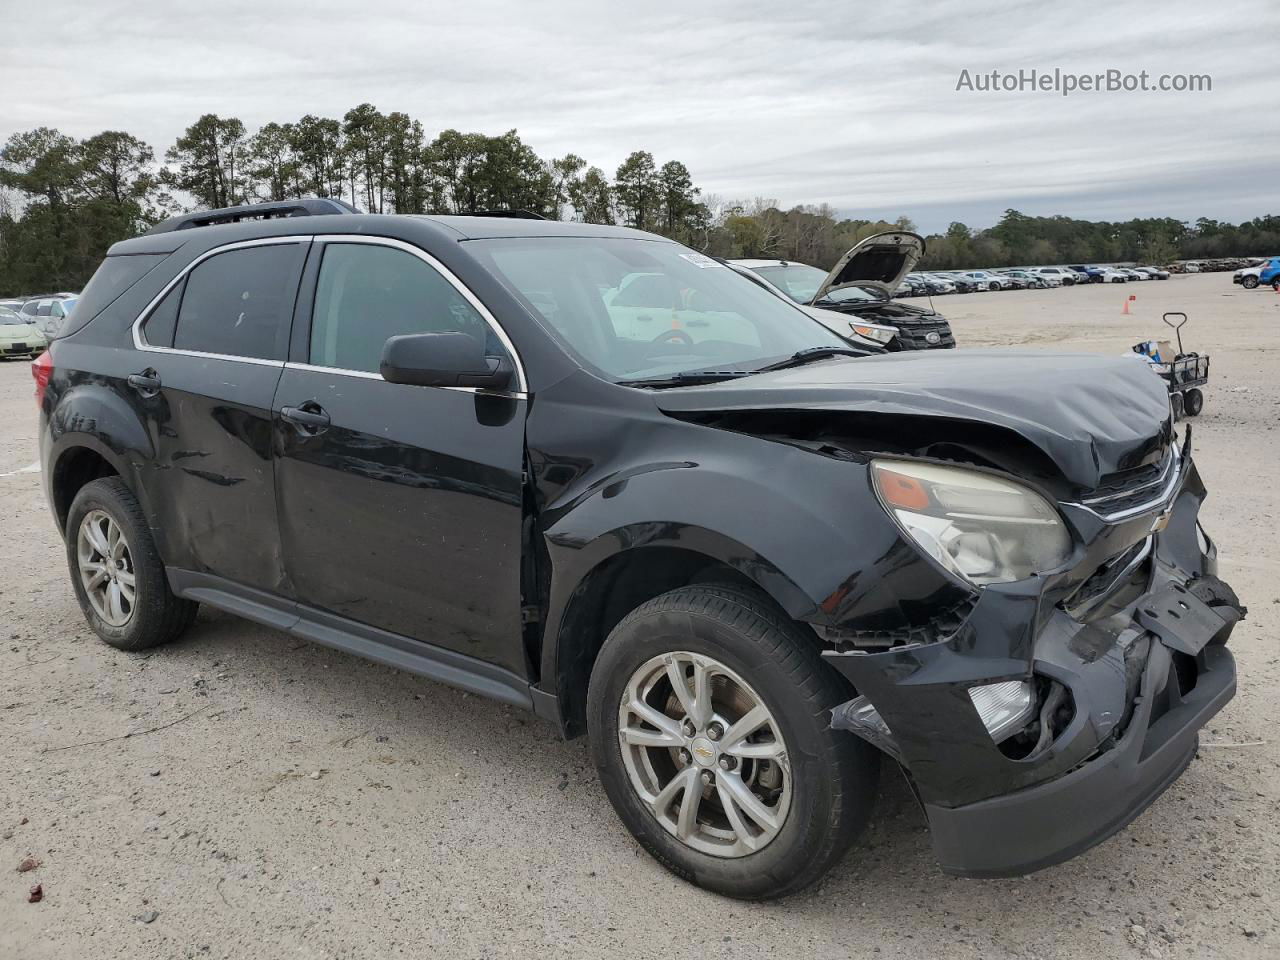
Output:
[{"xmin": 37, "ymin": 200, "xmax": 1244, "ymax": 899}]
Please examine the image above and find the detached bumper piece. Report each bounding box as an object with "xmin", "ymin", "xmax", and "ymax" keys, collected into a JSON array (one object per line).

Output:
[{"xmin": 826, "ymin": 568, "xmax": 1244, "ymax": 878}]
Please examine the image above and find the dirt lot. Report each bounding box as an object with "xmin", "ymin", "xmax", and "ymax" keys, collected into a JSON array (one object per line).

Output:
[{"xmin": 1, "ymin": 273, "xmax": 1276, "ymax": 959}]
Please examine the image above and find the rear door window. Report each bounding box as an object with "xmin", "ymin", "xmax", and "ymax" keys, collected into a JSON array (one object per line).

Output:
[{"xmin": 173, "ymin": 244, "xmax": 305, "ymax": 360}]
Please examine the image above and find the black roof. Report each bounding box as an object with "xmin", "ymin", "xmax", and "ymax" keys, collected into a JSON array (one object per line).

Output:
[{"xmin": 410, "ymin": 215, "xmax": 656, "ymax": 241}]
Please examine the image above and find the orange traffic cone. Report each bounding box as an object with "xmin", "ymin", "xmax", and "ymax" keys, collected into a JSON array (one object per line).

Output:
[{"xmin": 1122, "ymin": 295, "xmax": 1135, "ymax": 315}]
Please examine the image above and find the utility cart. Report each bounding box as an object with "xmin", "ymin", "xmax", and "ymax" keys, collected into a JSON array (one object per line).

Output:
[{"xmin": 1131, "ymin": 312, "xmax": 1210, "ymax": 419}]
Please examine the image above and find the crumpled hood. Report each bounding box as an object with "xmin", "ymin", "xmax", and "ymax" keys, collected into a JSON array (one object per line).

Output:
[{"xmin": 654, "ymin": 350, "xmax": 1173, "ymax": 488}]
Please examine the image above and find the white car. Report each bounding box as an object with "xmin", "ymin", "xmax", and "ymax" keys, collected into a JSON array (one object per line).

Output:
[
  {"xmin": 1030, "ymin": 267, "xmax": 1076, "ymax": 286},
  {"xmin": 1004, "ymin": 269, "xmax": 1059, "ymax": 288},
  {"xmin": 959, "ymin": 270, "xmax": 1009, "ymax": 291},
  {"xmin": 729, "ymin": 232, "xmax": 956, "ymax": 350},
  {"xmin": 724, "ymin": 263, "xmax": 898, "ymax": 351},
  {"xmin": 1099, "ymin": 268, "xmax": 1130, "ymax": 283},
  {"xmin": 19, "ymin": 296, "xmax": 78, "ymax": 337},
  {"xmin": 1233, "ymin": 266, "xmax": 1261, "ymax": 289},
  {"xmin": 0, "ymin": 307, "xmax": 49, "ymax": 359}
]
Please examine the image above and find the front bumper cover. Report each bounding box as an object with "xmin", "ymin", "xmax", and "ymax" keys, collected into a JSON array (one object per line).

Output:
[
  {"xmin": 922, "ymin": 640, "xmax": 1233, "ymax": 876},
  {"xmin": 823, "ymin": 458, "xmax": 1245, "ymax": 878}
]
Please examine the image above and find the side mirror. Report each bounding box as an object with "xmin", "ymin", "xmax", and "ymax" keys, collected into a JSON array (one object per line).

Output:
[{"xmin": 380, "ymin": 332, "xmax": 514, "ymax": 390}]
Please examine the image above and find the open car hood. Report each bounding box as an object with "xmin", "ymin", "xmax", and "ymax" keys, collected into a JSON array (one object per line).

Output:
[
  {"xmin": 654, "ymin": 350, "xmax": 1172, "ymax": 489},
  {"xmin": 813, "ymin": 231, "xmax": 925, "ymax": 302}
]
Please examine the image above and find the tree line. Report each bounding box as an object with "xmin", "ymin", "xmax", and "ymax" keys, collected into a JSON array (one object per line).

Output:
[
  {"xmin": 2, "ymin": 105, "xmax": 1277, "ymax": 295},
  {"xmin": 0, "ymin": 106, "xmax": 707, "ymax": 294},
  {"xmin": 701, "ymin": 203, "xmax": 1280, "ymax": 273}
]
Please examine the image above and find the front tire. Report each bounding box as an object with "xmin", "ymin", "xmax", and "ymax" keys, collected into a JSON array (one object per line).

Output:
[
  {"xmin": 587, "ymin": 585, "xmax": 878, "ymax": 900},
  {"xmin": 1241, "ymin": 275, "xmax": 1258, "ymax": 289},
  {"xmin": 65, "ymin": 478, "xmax": 197, "ymax": 651}
]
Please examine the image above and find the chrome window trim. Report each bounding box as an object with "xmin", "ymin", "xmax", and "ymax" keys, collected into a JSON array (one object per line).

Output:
[
  {"xmin": 281, "ymin": 361, "xmax": 526, "ymax": 399},
  {"xmin": 310, "ymin": 234, "xmax": 529, "ymax": 394},
  {"xmin": 130, "ymin": 236, "xmax": 310, "ymax": 367}
]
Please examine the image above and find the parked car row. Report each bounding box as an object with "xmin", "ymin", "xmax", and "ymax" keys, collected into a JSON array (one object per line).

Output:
[
  {"xmin": 893, "ymin": 263, "xmax": 1171, "ymax": 297},
  {"xmin": 1172, "ymin": 257, "xmax": 1261, "ymax": 274},
  {"xmin": 0, "ymin": 292, "xmax": 80, "ymax": 342}
]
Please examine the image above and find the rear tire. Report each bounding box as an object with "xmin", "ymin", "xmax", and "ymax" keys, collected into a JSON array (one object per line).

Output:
[
  {"xmin": 65, "ymin": 478, "xmax": 198, "ymax": 651},
  {"xmin": 587, "ymin": 584, "xmax": 878, "ymax": 900},
  {"xmin": 1171, "ymin": 391, "xmax": 1186, "ymax": 421}
]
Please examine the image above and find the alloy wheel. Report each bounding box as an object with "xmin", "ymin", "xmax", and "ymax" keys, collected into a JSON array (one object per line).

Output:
[
  {"xmin": 77, "ymin": 509, "xmax": 135, "ymax": 626},
  {"xmin": 617, "ymin": 651, "xmax": 792, "ymax": 857}
]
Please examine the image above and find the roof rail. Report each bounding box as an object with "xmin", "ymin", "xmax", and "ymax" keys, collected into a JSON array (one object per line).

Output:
[
  {"xmin": 145, "ymin": 198, "xmax": 360, "ymax": 235},
  {"xmin": 464, "ymin": 209, "xmax": 548, "ymax": 220}
]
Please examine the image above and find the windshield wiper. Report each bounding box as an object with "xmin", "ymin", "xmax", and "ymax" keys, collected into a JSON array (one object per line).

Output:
[
  {"xmin": 618, "ymin": 370, "xmax": 754, "ymax": 388},
  {"xmin": 752, "ymin": 346, "xmax": 865, "ymax": 373}
]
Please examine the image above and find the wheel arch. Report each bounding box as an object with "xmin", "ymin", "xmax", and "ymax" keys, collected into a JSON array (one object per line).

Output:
[
  {"xmin": 44, "ymin": 382, "xmax": 156, "ymax": 534},
  {"xmin": 49, "ymin": 439, "xmax": 129, "ymax": 533},
  {"xmin": 540, "ymin": 529, "xmax": 818, "ymax": 738}
]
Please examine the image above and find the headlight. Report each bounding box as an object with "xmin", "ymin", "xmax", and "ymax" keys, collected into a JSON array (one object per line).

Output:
[
  {"xmin": 850, "ymin": 322, "xmax": 895, "ymax": 345},
  {"xmin": 871, "ymin": 459, "xmax": 1072, "ymax": 585}
]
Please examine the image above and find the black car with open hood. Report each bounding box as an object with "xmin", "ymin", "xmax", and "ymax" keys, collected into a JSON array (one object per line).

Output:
[{"xmin": 39, "ymin": 203, "xmax": 1243, "ymax": 899}]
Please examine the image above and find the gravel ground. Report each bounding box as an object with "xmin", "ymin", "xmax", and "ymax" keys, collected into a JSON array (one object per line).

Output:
[{"xmin": 1, "ymin": 272, "xmax": 1276, "ymax": 959}]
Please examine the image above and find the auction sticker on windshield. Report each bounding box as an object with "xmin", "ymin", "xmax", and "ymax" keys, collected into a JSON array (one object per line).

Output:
[{"xmin": 679, "ymin": 252, "xmax": 724, "ymax": 268}]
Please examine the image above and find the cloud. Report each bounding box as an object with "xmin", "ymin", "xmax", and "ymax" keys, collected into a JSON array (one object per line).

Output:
[{"xmin": 1, "ymin": 0, "xmax": 1276, "ymax": 231}]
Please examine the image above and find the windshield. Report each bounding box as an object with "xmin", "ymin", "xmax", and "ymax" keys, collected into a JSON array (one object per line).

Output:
[
  {"xmin": 471, "ymin": 238, "xmax": 850, "ymax": 382},
  {"xmin": 749, "ymin": 263, "xmax": 881, "ymax": 305},
  {"xmin": 0, "ymin": 309, "xmax": 28, "ymax": 325}
]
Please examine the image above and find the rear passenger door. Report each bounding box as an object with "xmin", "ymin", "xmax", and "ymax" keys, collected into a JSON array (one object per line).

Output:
[
  {"xmin": 272, "ymin": 237, "xmax": 529, "ymax": 676},
  {"xmin": 131, "ymin": 238, "xmax": 309, "ymax": 592}
]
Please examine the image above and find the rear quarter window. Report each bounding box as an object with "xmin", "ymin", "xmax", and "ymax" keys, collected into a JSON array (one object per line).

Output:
[{"xmin": 140, "ymin": 279, "xmax": 184, "ymax": 348}]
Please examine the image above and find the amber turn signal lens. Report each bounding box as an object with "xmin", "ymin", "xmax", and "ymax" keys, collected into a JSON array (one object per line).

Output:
[{"xmin": 876, "ymin": 469, "xmax": 930, "ymax": 510}]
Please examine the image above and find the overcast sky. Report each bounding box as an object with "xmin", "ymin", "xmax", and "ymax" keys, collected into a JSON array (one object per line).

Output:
[{"xmin": 2, "ymin": 0, "xmax": 1276, "ymax": 232}]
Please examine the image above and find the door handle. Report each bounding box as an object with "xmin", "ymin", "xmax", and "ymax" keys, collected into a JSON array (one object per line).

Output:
[
  {"xmin": 280, "ymin": 402, "xmax": 331, "ymax": 435},
  {"xmin": 127, "ymin": 370, "xmax": 161, "ymax": 397}
]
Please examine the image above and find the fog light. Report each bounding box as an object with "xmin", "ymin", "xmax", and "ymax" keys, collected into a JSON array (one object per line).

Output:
[{"xmin": 968, "ymin": 680, "xmax": 1035, "ymax": 742}]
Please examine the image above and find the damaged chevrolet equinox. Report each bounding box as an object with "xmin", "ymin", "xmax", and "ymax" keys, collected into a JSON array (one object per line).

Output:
[{"xmin": 37, "ymin": 200, "xmax": 1245, "ymax": 899}]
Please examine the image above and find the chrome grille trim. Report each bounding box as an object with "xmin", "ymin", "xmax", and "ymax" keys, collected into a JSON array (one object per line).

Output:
[
  {"xmin": 1080, "ymin": 451, "xmax": 1175, "ymax": 507},
  {"xmin": 1069, "ymin": 448, "xmax": 1184, "ymax": 523}
]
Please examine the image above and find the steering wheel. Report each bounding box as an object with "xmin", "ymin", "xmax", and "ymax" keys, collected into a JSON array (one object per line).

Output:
[{"xmin": 651, "ymin": 329, "xmax": 694, "ymax": 346}]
